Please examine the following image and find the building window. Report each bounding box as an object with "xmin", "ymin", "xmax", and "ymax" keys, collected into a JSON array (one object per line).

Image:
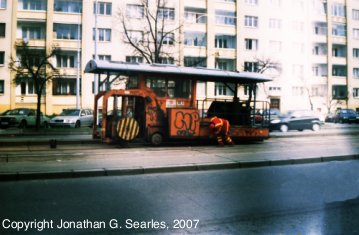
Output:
[
  {"xmin": 21, "ymin": 26, "xmax": 44, "ymax": 40},
  {"xmin": 245, "ymin": 38, "xmax": 258, "ymax": 50},
  {"xmin": 314, "ymin": 22, "xmax": 327, "ymax": 35},
  {"xmin": 126, "ymin": 56, "xmax": 143, "ymax": 63},
  {"xmin": 53, "ymin": 78, "xmax": 78, "ymax": 95},
  {"xmin": 125, "ymin": 30, "xmax": 143, "ymax": 43},
  {"xmin": 54, "ymin": 0, "xmax": 82, "ymax": 13},
  {"xmin": 93, "ymin": 28, "xmax": 111, "ymax": 42},
  {"xmin": 331, "ymin": 3, "xmax": 346, "ymax": 17},
  {"xmin": 292, "ymin": 86, "xmax": 304, "ymax": 96},
  {"xmin": 215, "ymin": 59, "xmax": 236, "ymax": 71},
  {"xmin": 353, "ymin": 48, "xmax": 359, "ymax": 58},
  {"xmin": 126, "ymin": 4, "xmax": 144, "ymax": 19},
  {"xmin": 269, "ymin": 87, "xmax": 281, "ymax": 91},
  {"xmin": 159, "ymin": 57, "xmax": 174, "ymax": 64},
  {"xmin": 269, "ymin": 18, "xmax": 281, "ymax": 30},
  {"xmin": 332, "ymin": 65, "xmax": 347, "ymax": 76},
  {"xmin": 0, "ymin": 23, "xmax": 5, "ymax": 37},
  {"xmin": 311, "ymin": 85, "xmax": 326, "ymax": 97},
  {"xmin": 353, "ymin": 88, "xmax": 359, "ymax": 98},
  {"xmin": 221, "ymin": 0, "xmax": 236, "ymax": 2},
  {"xmin": 0, "ymin": 51, "xmax": 4, "ymax": 65},
  {"xmin": 19, "ymin": 0, "xmax": 46, "ymax": 11},
  {"xmin": 0, "ymin": 80, "xmax": 3, "ymax": 94},
  {"xmin": 54, "ymin": 24, "xmax": 81, "ymax": 40},
  {"xmin": 215, "ymin": 35, "xmax": 236, "ymax": 49},
  {"xmin": 56, "ymin": 54, "xmax": 75, "ymax": 68},
  {"xmin": 245, "ymin": 0, "xmax": 258, "ymax": 5},
  {"xmin": 184, "ymin": 8, "xmax": 207, "ymax": 24},
  {"xmin": 313, "ymin": 44, "xmax": 327, "ymax": 55},
  {"xmin": 354, "ymin": 68, "xmax": 359, "ymax": 78},
  {"xmin": 215, "ymin": 10, "xmax": 236, "ymax": 26},
  {"xmin": 184, "ymin": 57, "xmax": 207, "ymax": 67},
  {"xmin": 292, "ymin": 21, "xmax": 304, "ymax": 32},
  {"xmin": 215, "ymin": 83, "xmax": 234, "ymax": 96},
  {"xmin": 332, "ymin": 23, "xmax": 346, "ymax": 37},
  {"xmin": 312, "ymin": 64, "xmax": 327, "ymax": 77},
  {"xmin": 244, "ymin": 61, "xmax": 259, "ymax": 72},
  {"xmin": 0, "ymin": 0, "xmax": 6, "ymax": 9},
  {"xmin": 157, "ymin": 33, "xmax": 174, "ymax": 45},
  {"xmin": 98, "ymin": 55, "xmax": 111, "ymax": 61},
  {"xmin": 269, "ymin": 40, "xmax": 282, "ymax": 53},
  {"xmin": 332, "ymin": 44, "xmax": 346, "ymax": 57},
  {"xmin": 332, "ymin": 85, "xmax": 347, "ymax": 99},
  {"xmin": 184, "ymin": 31, "xmax": 206, "ymax": 47},
  {"xmin": 94, "ymin": 2, "xmax": 112, "ymax": 16},
  {"xmin": 270, "ymin": 0, "xmax": 281, "ymax": 7},
  {"xmin": 354, "ymin": 29, "xmax": 359, "ymax": 39},
  {"xmin": 158, "ymin": 7, "xmax": 175, "ymax": 20},
  {"xmin": 245, "ymin": 16, "xmax": 258, "ymax": 28},
  {"xmin": 353, "ymin": 9, "xmax": 359, "ymax": 20},
  {"xmin": 18, "ymin": 80, "xmax": 45, "ymax": 95}
]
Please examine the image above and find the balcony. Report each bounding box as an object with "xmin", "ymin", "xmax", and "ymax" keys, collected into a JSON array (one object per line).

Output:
[
  {"xmin": 58, "ymin": 68, "xmax": 78, "ymax": 76},
  {"xmin": 53, "ymin": 13, "xmax": 82, "ymax": 24},
  {"xmin": 16, "ymin": 38, "xmax": 45, "ymax": 48},
  {"xmin": 17, "ymin": 11, "xmax": 46, "ymax": 21}
]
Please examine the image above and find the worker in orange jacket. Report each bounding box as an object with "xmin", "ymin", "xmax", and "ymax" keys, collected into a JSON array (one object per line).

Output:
[{"xmin": 209, "ymin": 116, "xmax": 234, "ymax": 146}]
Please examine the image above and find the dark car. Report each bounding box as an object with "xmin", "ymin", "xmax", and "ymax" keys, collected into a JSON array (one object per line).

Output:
[
  {"xmin": 270, "ymin": 110, "xmax": 321, "ymax": 132},
  {"xmin": 333, "ymin": 109, "xmax": 358, "ymax": 123}
]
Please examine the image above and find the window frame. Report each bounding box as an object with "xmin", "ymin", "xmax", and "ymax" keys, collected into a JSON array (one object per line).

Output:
[
  {"xmin": 0, "ymin": 80, "xmax": 4, "ymax": 94},
  {"xmin": 0, "ymin": 51, "xmax": 4, "ymax": 65},
  {"xmin": 245, "ymin": 15, "xmax": 258, "ymax": 28},
  {"xmin": 94, "ymin": 1, "xmax": 112, "ymax": 16},
  {"xmin": 0, "ymin": 23, "xmax": 5, "ymax": 37},
  {"xmin": 0, "ymin": 0, "xmax": 6, "ymax": 9}
]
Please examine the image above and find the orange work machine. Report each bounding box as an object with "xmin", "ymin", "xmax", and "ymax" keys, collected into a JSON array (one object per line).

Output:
[{"xmin": 85, "ymin": 60, "xmax": 272, "ymax": 145}]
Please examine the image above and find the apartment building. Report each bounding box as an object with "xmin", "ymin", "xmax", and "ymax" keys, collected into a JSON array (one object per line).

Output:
[{"xmin": 0, "ymin": 0, "xmax": 358, "ymax": 115}]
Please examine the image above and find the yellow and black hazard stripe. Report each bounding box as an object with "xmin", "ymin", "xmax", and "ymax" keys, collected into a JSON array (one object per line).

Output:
[{"xmin": 116, "ymin": 117, "xmax": 140, "ymax": 141}]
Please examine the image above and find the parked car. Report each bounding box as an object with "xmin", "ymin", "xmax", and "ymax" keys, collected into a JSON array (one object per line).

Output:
[
  {"xmin": 270, "ymin": 110, "xmax": 321, "ymax": 132},
  {"xmin": 50, "ymin": 109, "xmax": 93, "ymax": 128},
  {"xmin": 333, "ymin": 109, "xmax": 358, "ymax": 123},
  {"xmin": 0, "ymin": 108, "xmax": 50, "ymax": 128},
  {"xmin": 263, "ymin": 108, "xmax": 281, "ymax": 120}
]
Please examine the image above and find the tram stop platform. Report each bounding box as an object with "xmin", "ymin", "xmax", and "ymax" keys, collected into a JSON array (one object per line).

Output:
[{"xmin": 0, "ymin": 125, "xmax": 359, "ymax": 181}]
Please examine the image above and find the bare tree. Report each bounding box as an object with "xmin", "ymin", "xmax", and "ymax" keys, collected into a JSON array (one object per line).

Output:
[
  {"xmin": 245, "ymin": 57, "xmax": 281, "ymax": 107},
  {"xmin": 119, "ymin": 0, "xmax": 181, "ymax": 64},
  {"xmin": 8, "ymin": 41, "xmax": 60, "ymax": 129}
]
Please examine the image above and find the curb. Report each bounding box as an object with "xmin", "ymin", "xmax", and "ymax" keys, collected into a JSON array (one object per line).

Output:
[{"xmin": 1, "ymin": 154, "xmax": 358, "ymax": 181}]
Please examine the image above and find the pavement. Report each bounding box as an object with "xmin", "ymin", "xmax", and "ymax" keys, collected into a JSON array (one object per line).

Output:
[{"xmin": 0, "ymin": 123, "xmax": 359, "ymax": 181}]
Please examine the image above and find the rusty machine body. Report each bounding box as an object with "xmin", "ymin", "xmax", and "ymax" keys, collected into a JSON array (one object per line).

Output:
[{"xmin": 85, "ymin": 60, "xmax": 272, "ymax": 145}]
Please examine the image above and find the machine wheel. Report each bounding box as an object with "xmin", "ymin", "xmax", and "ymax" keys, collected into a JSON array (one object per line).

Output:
[
  {"xmin": 150, "ymin": 133, "xmax": 163, "ymax": 146},
  {"xmin": 75, "ymin": 120, "xmax": 81, "ymax": 128},
  {"xmin": 312, "ymin": 123, "xmax": 320, "ymax": 131},
  {"xmin": 280, "ymin": 124, "xmax": 288, "ymax": 133}
]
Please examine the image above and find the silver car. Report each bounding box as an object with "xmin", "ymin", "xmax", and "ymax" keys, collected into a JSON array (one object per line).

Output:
[
  {"xmin": 0, "ymin": 108, "xmax": 50, "ymax": 128},
  {"xmin": 50, "ymin": 109, "xmax": 93, "ymax": 128}
]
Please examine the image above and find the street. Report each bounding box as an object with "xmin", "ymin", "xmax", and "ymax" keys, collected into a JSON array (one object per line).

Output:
[{"xmin": 1, "ymin": 161, "xmax": 359, "ymax": 234}]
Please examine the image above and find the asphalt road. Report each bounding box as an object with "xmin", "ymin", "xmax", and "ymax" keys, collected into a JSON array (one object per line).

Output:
[{"xmin": 1, "ymin": 161, "xmax": 359, "ymax": 234}]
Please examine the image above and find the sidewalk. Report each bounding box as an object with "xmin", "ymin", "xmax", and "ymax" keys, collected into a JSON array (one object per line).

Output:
[{"xmin": 1, "ymin": 131, "xmax": 359, "ymax": 181}]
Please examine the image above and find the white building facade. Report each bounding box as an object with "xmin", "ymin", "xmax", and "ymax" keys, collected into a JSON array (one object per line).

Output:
[{"xmin": 0, "ymin": 0, "xmax": 358, "ymax": 115}]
